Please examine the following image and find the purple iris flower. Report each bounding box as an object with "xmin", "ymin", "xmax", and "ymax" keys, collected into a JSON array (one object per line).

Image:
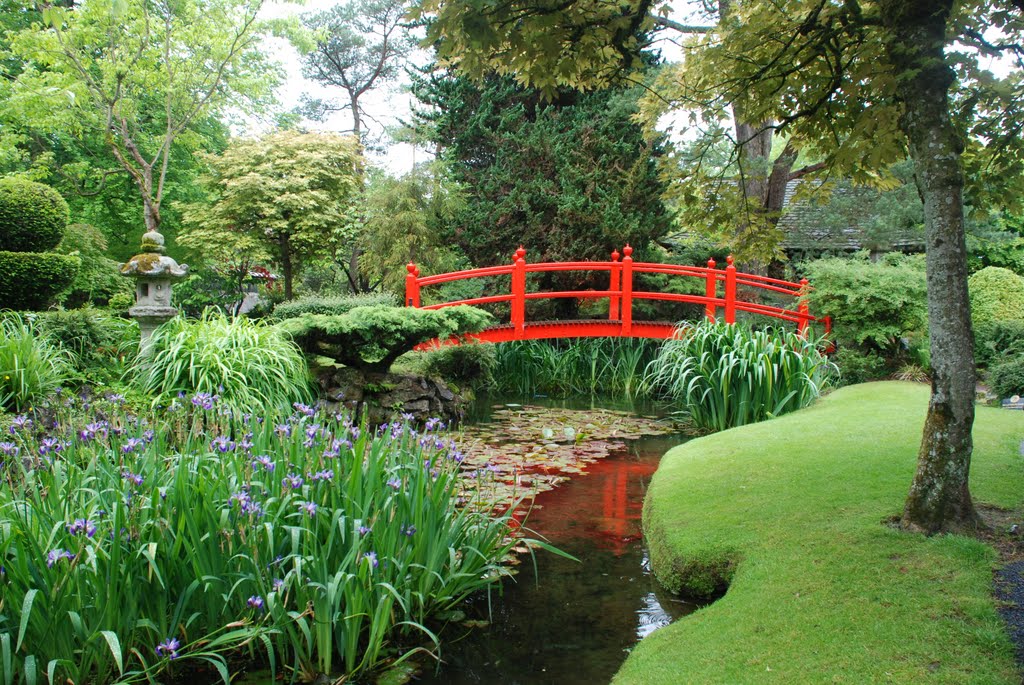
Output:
[
  {"xmin": 156, "ymin": 637, "xmax": 181, "ymax": 659},
  {"xmin": 121, "ymin": 438, "xmax": 145, "ymax": 454},
  {"xmin": 66, "ymin": 519, "xmax": 97, "ymax": 538},
  {"xmin": 210, "ymin": 435, "xmax": 235, "ymax": 453},
  {"xmin": 191, "ymin": 392, "xmax": 215, "ymax": 410},
  {"xmin": 252, "ymin": 455, "xmax": 275, "ymax": 472},
  {"xmin": 401, "ymin": 524, "xmax": 416, "ymax": 537},
  {"xmin": 386, "ymin": 477, "xmax": 402, "ymax": 490},
  {"xmin": 121, "ymin": 470, "xmax": 143, "ymax": 486},
  {"xmin": 46, "ymin": 548, "xmax": 74, "ymax": 568},
  {"xmin": 310, "ymin": 469, "xmax": 334, "ymax": 482},
  {"xmin": 9, "ymin": 415, "xmax": 32, "ymax": 434},
  {"xmin": 293, "ymin": 402, "xmax": 316, "ymax": 417},
  {"xmin": 362, "ymin": 551, "xmax": 378, "ymax": 569},
  {"xmin": 282, "ymin": 473, "xmax": 304, "ymax": 490},
  {"xmin": 247, "ymin": 595, "xmax": 265, "ymax": 611},
  {"xmin": 358, "ymin": 525, "xmax": 371, "ymax": 536},
  {"xmin": 274, "ymin": 424, "xmax": 292, "ymax": 438},
  {"xmin": 39, "ymin": 437, "xmax": 63, "ymax": 456},
  {"xmin": 106, "ymin": 393, "xmax": 125, "ymax": 405},
  {"xmin": 296, "ymin": 500, "xmax": 317, "ymax": 516},
  {"xmin": 0, "ymin": 442, "xmax": 19, "ymax": 457},
  {"xmin": 230, "ymin": 491, "xmax": 264, "ymax": 516},
  {"xmin": 272, "ymin": 578, "xmax": 285, "ymax": 591}
]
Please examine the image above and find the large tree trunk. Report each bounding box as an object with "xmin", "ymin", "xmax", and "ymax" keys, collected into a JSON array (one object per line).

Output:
[{"xmin": 881, "ymin": 0, "xmax": 979, "ymax": 534}]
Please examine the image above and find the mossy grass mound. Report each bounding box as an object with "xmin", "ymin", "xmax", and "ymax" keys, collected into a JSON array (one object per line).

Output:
[{"xmin": 617, "ymin": 382, "xmax": 1023, "ymax": 684}]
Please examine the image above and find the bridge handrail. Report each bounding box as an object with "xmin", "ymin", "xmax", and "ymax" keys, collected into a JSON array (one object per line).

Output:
[{"xmin": 405, "ymin": 245, "xmax": 831, "ymax": 340}]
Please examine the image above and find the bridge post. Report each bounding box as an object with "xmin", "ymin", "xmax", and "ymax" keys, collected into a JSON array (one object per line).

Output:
[
  {"xmin": 621, "ymin": 245, "xmax": 633, "ymax": 335},
  {"xmin": 704, "ymin": 257, "xmax": 717, "ymax": 322},
  {"xmin": 405, "ymin": 262, "xmax": 421, "ymax": 307},
  {"xmin": 797, "ymin": 277, "xmax": 810, "ymax": 337},
  {"xmin": 609, "ymin": 248, "xmax": 621, "ymax": 320},
  {"xmin": 512, "ymin": 246, "xmax": 526, "ymax": 338},
  {"xmin": 724, "ymin": 256, "xmax": 736, "ymax": 324}
]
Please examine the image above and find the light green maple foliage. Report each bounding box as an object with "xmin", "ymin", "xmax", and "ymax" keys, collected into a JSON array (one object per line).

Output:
[
  {"xmin": 2, "ymin": 0, "xmax": 292, "ymax": 234},
  {"xmin": 177, "ymin": 130, "xmax": 364, "ymax": 300}
]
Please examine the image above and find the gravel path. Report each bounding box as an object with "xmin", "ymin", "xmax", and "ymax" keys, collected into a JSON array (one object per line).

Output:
[{"xmin": 995, "ymin": 560, "xmax": 1024, "ymax": 669}]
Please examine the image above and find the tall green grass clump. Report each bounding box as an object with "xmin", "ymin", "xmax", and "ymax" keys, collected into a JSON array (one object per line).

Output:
[
  {"xmin": 0, "ymin": 313, "xmax": 71, "ymax": 411},
  {"xmin": 644, "ymin": 321, "xmax": 836, "ymax": 431},
  {"xmin": 0, "ymin": 397, "xmax": 516, "ymax": 683},
  {"xmin": 131, "ymin": 312, "xmax": 312, "ymax": 411},
  {"xmin": 490, "ymin": 338, "xmax": 661, "ymax": 398}
]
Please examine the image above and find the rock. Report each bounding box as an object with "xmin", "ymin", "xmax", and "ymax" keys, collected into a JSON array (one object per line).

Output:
[{"xmin": 314, "ymin": 366, "xmax": 468, "ymax": 424}]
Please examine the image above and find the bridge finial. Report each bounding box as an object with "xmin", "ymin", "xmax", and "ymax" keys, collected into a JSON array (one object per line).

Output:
[
  {"xmin": 515, "ymin": 246, "xmax": 526, "ymax": 261},
  {"xmin": 406, "ymin": 262, "xmax": 417, "ymax": 275},
  {"xmin": 707, "ymin": 257, "xmax": 716, "ymax": 269},
  {"xmin": 611, "ymin": 248, "xmax": 620, "ymax": 262},
  {"xmin": 622, "ymin": 244, "xmax": 633, "ymax": 258},
  {"xmin": 726, "ymin": 255, "xmax": 734, "ymax": 266}
]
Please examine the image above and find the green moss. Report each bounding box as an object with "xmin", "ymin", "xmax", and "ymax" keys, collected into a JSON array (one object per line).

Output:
[{"xmin": 618, "ymin": 383, "xmax": 1024, "ymax": 684}]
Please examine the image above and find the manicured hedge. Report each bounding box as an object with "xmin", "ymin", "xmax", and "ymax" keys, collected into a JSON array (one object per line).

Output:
[
  {"xmin": 0, "ymin": 177, "xmax": 70, "ymax": 252},
  {"xmin": 0, "ymin": 251, "xmax": 80, "ymax": 310}
]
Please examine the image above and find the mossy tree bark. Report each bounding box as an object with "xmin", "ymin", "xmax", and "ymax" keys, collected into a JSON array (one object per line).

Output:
[{"xmin": 881, "ymin": 0, "xmax": 979, "ymax": 533}]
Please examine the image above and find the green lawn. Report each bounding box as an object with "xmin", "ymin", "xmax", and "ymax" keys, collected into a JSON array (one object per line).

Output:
[{"xmin": 615, "ymin": 382, "xmax": 1024, "ymax": 684}]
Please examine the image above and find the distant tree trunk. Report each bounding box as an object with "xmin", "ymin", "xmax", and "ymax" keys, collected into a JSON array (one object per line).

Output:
[
  {"xmin": 280, "ymin": 233, "xmax": 295, "ymax": 300},
  {"xmin": 882, "ymin": 0, "xmax": 979, "ymax": 533}
]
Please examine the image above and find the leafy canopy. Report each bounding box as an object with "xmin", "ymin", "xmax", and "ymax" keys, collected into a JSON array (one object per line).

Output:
[
  {"xmin": 2, "ymin": 0, "xmax": 290, "ymax": 231},
  {"xmin": 177, "ymin": 130, "xmax": 364, "ymax": 298}
]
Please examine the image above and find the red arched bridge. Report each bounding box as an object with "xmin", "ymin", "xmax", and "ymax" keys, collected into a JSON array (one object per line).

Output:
[{"xmin": 405, "ymin": 246, "xmax": 830, "ymax": 344}]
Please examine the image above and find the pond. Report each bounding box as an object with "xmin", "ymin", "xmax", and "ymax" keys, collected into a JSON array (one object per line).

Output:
[{"xmin": 410, "ymin": 396, "xmax": 700, "ymax": 685}]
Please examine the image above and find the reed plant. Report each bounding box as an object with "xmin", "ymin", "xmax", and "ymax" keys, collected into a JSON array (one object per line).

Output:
[
  {"xmin": 489, "ymin": 338, "xmax": 662, "ymax": 398},
  {"xmin": 643, "ymin": 321, "xmax": 836, "ymax": 431},
  {"xmin": 130, "ymin": 311, "xmax": 313, "ymax": 412},
  {"xmin": 0, "ymin": 398, "xmax": 516, "ymax": 683},
  {"xmin": 0, "ymin": 313, "xmax": 71, "ymax": 412}
]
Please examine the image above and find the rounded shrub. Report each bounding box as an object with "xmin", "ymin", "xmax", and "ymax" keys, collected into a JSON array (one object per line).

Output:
[
  {"xmin": 0, "ymin": 251, "xmax": 81, "ymax": 311},
  {"xmin": 989, "ymin": 356, "xmax": 1024, "ymax": 399},
  {"xmin": 0, "ymin": 177, "xmax": 70, "ymax": 252},
  {"xmin": 131, "ymin": 312, "xmax": 313, "ymax": 411}
]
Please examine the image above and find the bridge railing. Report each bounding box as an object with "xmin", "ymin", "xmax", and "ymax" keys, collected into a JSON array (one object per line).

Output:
[{"xmin": 405, "ymin": 245, "xmax": 831, "ymax": 338}]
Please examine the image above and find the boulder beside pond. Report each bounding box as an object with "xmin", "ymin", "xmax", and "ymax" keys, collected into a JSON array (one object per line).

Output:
[{"xmin": 317, "ymin": 365, "xmax": 469, "ymax": 424}]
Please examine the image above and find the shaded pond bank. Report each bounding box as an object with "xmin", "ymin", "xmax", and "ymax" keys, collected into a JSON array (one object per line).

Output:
[{"xmin": 412, "ymin": 396, "xmax": 700, "ymax": 684}]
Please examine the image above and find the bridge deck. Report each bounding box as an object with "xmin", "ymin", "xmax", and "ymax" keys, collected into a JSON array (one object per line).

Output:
[{"xmin": 418, "ymin": 319, "xmax": 682, "ymax": 349}]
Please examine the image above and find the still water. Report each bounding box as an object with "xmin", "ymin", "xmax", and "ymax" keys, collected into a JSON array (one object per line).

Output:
[{"xmin": 411, "ymin": 399, "xmax": 698, "ymax": 685}]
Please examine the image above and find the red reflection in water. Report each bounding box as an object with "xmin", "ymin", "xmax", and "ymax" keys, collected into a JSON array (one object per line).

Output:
[{"xmin": 523, "ymin": 453, "xmax": 657, "ymax": 555}]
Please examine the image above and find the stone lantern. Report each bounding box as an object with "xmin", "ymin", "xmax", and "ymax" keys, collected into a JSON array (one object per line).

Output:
[{"xmin": 120, "ymin": 229, "xmax": 188, "ymax": 344}]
